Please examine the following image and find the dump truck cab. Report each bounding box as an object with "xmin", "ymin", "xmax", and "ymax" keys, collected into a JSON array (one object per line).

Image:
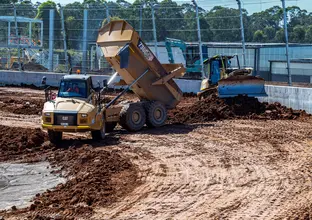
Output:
[{"xmin": 42, "ymin": 74, "xmax": 106, "ymax": 143}]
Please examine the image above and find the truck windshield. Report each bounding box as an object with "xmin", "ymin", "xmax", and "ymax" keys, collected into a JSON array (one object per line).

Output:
[{"xmin": 58, "ymin": 80, "xmax": 87, "ymax": 98}]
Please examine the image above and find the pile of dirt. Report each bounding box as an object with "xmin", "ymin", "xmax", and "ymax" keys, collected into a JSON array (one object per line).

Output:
[
  {"xmin": 169, "ymin": 94, "xmax": 310, "ymax": 124},
  {"xmin": 0, "ymin": 98, "xmax": 44, "ymax": 115},
  {"xmin": 23, "ymin": 62, "xmax": 48, "ymax": 72},
  {"xmin": 11, "ymin": 145, "xmax": 138, "ymax": 219},
  {"xmin": 0, "ymin": 125, "xmax": 47, "ymax": 161}
]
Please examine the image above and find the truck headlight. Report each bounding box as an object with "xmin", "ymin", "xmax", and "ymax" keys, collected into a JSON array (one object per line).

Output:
[{"xmin": 81, "ymin": 114, "xmax": 88, "ymax": 118}]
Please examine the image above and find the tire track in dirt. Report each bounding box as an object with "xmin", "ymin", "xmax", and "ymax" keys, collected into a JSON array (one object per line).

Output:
[{"xmin": 93, "ymin": 121, "xmax": 312, "ymax": 220}]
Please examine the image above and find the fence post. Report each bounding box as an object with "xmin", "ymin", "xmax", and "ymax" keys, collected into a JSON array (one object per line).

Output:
[
  {"xmin": 192, "ymin": 0, "xmax": 204, "ymax": 78},
  {"xmin": 104, "ymin": 3, "xmax": 110, "ymax": 22},
  {"xmin": 237, "ymin": 0, "xmax": 246, "ymax": 68},
  {"xmin": 48, "ymin": 9, "xmax": 54, "ymax": 72},
  {"xmin": 150, "ymin": 3, "xmax": 158, "ymax": 58},
  {"xmin": 139, "ymin": 4, "xmax": 143, "ymax": 37},
  {"xmin": 59, "ymin": 5, "xmax": 68, "ymax": 72},
  {"xmin": 281, "ymin": 0, "xmax": 292, "ymax": 86},
  {"xmin": 13, "ymin": 5, "xmax": 21, "ymax": 71},
  {"xmin": 82, "ymin": 8, "xmax": 88, "ymax": 73}
]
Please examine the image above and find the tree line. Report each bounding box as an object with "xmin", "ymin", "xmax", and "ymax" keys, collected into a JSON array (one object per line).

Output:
[{"xmin": 1, "ymin": 0, "xmax": 312, "ymax": 50}]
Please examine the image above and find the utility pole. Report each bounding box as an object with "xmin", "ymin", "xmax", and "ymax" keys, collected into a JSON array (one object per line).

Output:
[
  {"xmin": 139, "ymin": 4, "xmax": 143, "ymax": 37},
  {"xmin": 150, "ymin": 3, "xmax": 158, "ymax": 58},
  {"xmin": 281, "ymin": 0, "xmax": 292, "ymax": 86},
  {"xmin": 104, "ymin": 2, "xmax": 110, "ymax": 23},
  {"xmin": 82, "ymin": 8, "xmax": 88, "ymax": 73},
  {"xmin": 48, "ymin": 9, "xmax": 54, "ymax": 72},
  {"xmin": 192, "ymin": 0, "xmax": 204, "ymax": 78},
  {"xmin": 236, "ymin": 0, "xmax": 246, "ymax": 68},
  {"xmin": 59, "ymin": 5, "xmax": 68, "ymax": 72},
  {"xmin": 13, "ymin": 5, "xmax": 21, "ymax": 71}
]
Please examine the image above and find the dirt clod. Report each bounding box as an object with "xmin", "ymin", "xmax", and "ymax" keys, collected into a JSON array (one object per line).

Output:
[
  {"xmin": 22, "ymin": 145, "xmax": 138, "ymax": 219},
  {"xmin": 0, "ymin": 125, "xmax": 47, "ymax": 161}
]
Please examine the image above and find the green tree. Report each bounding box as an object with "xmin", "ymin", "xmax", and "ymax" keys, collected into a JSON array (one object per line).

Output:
[
  {"xmin": 35, "ymin": 0, "xmax": 62, "ymax": 48},
  {"xmin": 275, "ymin": 28, "xmax": 285, "ymax": 42},
  {"xmin": 205, "ymin": 6, "xmax": 241, "ymax": 42},
  {"xmin": 305, "ymin": 25, "xmax": 312, "ymax": 43},
  {"xmin": 290, "ymin": 25, "xmax": 306, "ymax": 43},
  {"xmin": 63, "ymin": 2, "xmax": 84, "ymax": 50},
  {"xmin": 249, "ymin": 6, "xmax": 283, "ymax": 41},
  {"xmin": 263, "ymin": 26, "xmax": 276, "ymax": 42},
  {"xmin": 253, "ymin": 30, "xmax": 265, "ymax": 42}
]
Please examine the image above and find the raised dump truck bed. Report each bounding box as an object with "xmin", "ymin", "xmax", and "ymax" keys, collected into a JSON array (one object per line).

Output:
[{"xmin": 97, "ymin": 20, "xmax": 185, "ymax": 109}]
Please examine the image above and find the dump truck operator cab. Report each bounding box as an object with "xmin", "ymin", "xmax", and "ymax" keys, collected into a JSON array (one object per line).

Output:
[{"xmin": 58, "ymin": 75, "xmax": 92, "ymax": 100}]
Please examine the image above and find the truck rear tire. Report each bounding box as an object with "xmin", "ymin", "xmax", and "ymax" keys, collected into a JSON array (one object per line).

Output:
[
  {"xmin": 145, "ymin": 101, "xmax": 167, "ymax": 128},
  {"xmin": 105, "ymin": 122, "xmax": 117, "ymax": 133},
  {"xmin": 119, "ymin": 103, "xmax": 146, "ymax": 132},
  {"xmin": 91, "ymin": 123, "xmax": 106, "ymax": 140},
  {"xmin": 48, "ymin": 130, "xmax": 62, "ymax": 144}
]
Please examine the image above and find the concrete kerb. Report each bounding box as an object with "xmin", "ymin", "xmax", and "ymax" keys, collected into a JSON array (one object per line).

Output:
[
  {"xmin": 0, "ymin": 70, "xmax": 201, "ymax": 93},
  {"xmin": 258, "ymin": 85, "xmax": 312, "ymax": 113}
]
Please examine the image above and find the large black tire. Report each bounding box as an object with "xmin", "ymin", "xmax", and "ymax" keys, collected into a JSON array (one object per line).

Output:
[
  {"xmin": 48, "ymin": 130, "xmax": 62, "ymax": 144},
  {"xmin": 145, "ymin": 101, "xmax": 167, "ymax": 128},
  {"xmin": 119, "ymin": 103, "xmax": 146, "ymax": 132},
  {"xmin": 105, "ymin": 122, "xmax": 117, "ymax": 133},
  {"xmin": 91, "ymin": 123, "xmax": 106, "ymax": 140}
]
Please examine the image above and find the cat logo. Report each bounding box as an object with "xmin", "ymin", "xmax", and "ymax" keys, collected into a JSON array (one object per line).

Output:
[{"xmin": 62, "ymin": 116, "xmax": 68, "ymax": 121}]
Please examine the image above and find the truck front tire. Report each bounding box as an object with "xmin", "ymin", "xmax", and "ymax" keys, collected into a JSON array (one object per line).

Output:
[
  {"xmin": 48, "ymin": 130, "xmax": 63, "ymax": 144},
  {"xmin": 91, "ymin": 123, "xmax": 106, "ymax": 140}
]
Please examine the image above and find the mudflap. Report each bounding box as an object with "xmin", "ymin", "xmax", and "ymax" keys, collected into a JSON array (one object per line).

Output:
[{"xmin": 218, "ymin": 75, "xmax": 267, "ymax": 98}]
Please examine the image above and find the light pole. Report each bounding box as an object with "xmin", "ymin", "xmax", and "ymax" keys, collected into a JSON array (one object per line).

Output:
[
  {"xmin": 58, "ymin": 4, "xmax": 68, "ymax": 72},
  {"xmin": 139, "ymin": 4, "xmax": 143, "ymax": 37},
  {"xmin": 192, "ymin": 0, "xmax": 204, "ymax": 78},
  {"xmin": 236, "ymin": 0, "xmax": 246, "ymax": 68},
  {"xmin": 150, "ymin": 3, "xmax": 158, "ymax": 58},
  {"xmin": 281, "ymin": 0, "xmax": 292, "ymax": 86}
]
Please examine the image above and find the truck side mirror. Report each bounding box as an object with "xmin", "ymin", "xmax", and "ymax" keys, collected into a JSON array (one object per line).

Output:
[{"xmin": 103, "ymin": 79, "xmax": 107, "ymax": 88}]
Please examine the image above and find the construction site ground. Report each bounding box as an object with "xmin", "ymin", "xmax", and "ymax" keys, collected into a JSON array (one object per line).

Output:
[{"xmin": 0, "ymin": 86, "xmax": 312, "ymax": 219}]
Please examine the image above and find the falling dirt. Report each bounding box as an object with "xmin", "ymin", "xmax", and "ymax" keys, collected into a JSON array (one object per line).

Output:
[{"xmin": 168, "ymin": 94, "xmax": 310, "ymax": 124}]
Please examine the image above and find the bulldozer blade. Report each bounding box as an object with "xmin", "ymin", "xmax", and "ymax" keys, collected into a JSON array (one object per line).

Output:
[{"xmin": 218, "ymin": 75, "xmax": 267, "ymax": 98}]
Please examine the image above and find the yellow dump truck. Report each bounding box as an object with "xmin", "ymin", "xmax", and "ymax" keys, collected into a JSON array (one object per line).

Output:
[{"xmin": 41, "ymin": 20, "xmax": 185, "ymax": 143}]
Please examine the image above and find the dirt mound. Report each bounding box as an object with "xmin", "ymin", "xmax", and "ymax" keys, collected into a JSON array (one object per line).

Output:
[
  {"xmin": 15, "ymin": 145, "xmax": 138, "ymax": 219},
  {"xmin": 23, "ymin": 62, "xmax": 48, "ymax": 72},
  {"xmin": 0, "ymin": 125, "xmax": 47, "ymax": 161},
  {"xmin": 0, "ymin": 98, "xmax": 44, "ymax": 115},
  {"xmin": 169, "ymin": 94, "xmax": 310, "ymax": 124}
]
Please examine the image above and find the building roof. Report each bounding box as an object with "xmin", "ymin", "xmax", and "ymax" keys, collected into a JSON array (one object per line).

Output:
[
  {"xmin": 63, "ymin": 74, "xmax": 91, "ymax": 80},
  {"xmin": 0, "ymin": 16, "xmax": 42, "ymax": 23}
]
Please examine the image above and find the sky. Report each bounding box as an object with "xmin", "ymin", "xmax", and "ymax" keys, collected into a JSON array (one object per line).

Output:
[{"xmin": 30, "ymin": 0, "xmax": 312, "ymax": 14}]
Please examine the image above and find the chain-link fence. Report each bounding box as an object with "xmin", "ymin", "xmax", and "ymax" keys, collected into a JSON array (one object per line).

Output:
[{"xmin": 0, "ymin": 0, "xmax": 311, "ymax": 82}]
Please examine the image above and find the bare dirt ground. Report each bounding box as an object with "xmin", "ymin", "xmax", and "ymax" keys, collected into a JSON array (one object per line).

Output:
[{"xmin": 0, "ymin": 87, "xmax": 312, "ymax": 219}]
